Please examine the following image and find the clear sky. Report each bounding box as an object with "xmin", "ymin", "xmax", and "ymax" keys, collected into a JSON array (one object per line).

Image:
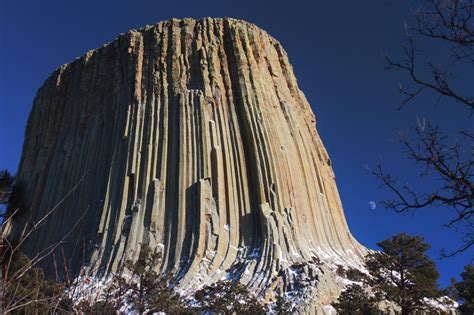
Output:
[{"xmin": 1, "ymin": 0, "xmax": 472, "ymax": 288}]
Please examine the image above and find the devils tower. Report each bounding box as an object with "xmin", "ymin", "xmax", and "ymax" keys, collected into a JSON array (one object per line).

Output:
[{"xmin": 5, "ymin": 17, "xmax": 366, "ymax": 312}]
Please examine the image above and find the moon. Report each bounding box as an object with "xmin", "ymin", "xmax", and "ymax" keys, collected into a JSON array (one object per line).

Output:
[{"xmin": 369, "ymin": 201, "xmax": 377, "ymax": 210}]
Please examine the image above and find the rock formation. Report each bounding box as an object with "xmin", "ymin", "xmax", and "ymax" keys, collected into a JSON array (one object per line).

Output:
[{"xmin": 5, "ymin": 18, "xmax": 367, "ymax": 312}]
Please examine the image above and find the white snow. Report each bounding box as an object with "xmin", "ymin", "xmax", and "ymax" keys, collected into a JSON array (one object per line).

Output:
[{"xmin": 423, "ymin": 296, "xmax": 459, "ymax": 311}]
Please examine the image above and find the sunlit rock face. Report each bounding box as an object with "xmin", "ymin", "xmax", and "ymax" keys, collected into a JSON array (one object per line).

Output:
[{"xmin": 7, "ymin": 18, "xmax": 366, "ymax": 311}]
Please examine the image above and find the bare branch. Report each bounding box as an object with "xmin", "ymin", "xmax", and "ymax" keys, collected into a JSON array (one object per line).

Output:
[
  {"xmin": 385, "ymin": 37, "xmax": 473, "ymax": 110},
  {"xmin": 412, "ymin": 0, "xmax": 474, "ymax": 61},
  {"xmin": 385, "ymin": 0, "xmax": 473, "ymax": 110},
  {"xmin": 372, "ymin": 124, "xmax": 473, "ymax": 256}
]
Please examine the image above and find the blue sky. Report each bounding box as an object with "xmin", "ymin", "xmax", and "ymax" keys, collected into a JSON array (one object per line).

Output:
[{"xmin": 1, "ymin": 0, "xmax": 472, "ymax": 287}]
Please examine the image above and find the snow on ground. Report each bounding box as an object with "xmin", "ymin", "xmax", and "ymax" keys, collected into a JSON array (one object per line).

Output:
[
  {"xmin": 64, "ymin": 245, "xmax": 459, "ymax": 314},
  {"xmin": 322, "ymin": 304, "xmax": 337, "ymax": 314},
  {"xmin": 66, "ymin": 272, "xmax": 112, "ymax": 307},
  {"xmin": 424, "ymin": 296, "xmax": 459, "ymax": 311}
]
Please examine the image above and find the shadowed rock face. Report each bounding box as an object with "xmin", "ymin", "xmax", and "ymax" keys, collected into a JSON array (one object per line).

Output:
[{"xmin": 7, "ymin": 17, "xmax": 366, "ymax": 311}]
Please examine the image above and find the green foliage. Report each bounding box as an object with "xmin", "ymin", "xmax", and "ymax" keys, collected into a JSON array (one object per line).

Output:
[
  {"xmin": 3, "ymin": 248, "xmax": 264, "ymax": 314},
  {"xmin": 452, "ymin": 265, "xmax": 474, "ymax": 314},
  {"xmin": 346, "ymin": 267, "xmax": 367, "ymax": 282},
  {"xmin": 332, "ymin": 284, "xmax": 379, "ymax": 315},
  {"xmin": 0, "ymin": 169, "xmax": 14, "ymax": 205},
  {"xmin": 3, "ymin": 252, "xmax": 65, "ymax": 314},
  {"xmin": 365, "ymin": 233, "xmax": 441, "ymax": 315},
  {"xmin": 0, "ymin": 168, "xmax": 26, "ymax": 220},
  {"xmin": 114, "ymin": 245, "xmax": 188, "ymax": 314},
  {"xmin": 69, "ymin": 245, "xmax": 188, "ymax": 314},
  {"xmin": 193, "ymin": 280, "xmax": 265, "ymax": 314},
  {"xmin": 72, "ymin": 298, "xmax": 118, "ymax": 314}
]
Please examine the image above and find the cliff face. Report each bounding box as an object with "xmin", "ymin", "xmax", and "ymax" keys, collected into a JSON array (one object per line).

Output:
[{"xmin": 7, "ymin": 18, "xmax": 366, "ymax": 311}]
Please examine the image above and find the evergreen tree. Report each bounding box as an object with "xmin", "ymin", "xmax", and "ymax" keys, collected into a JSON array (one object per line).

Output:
[
  {"xmin": 0, "ymin": 169, "xmax": 14, "ymax": 205},
  {"xmin": 78, "ymin": 245, "xmax": 188, "ymax": 314},
  {"xmin": 331, "ymin": 284, "xmax": 379, "ymax": 315},
  {"xmin": 346, "ymin": 267, "xmax": 367, "ymax": 282},
  {"xmin": 453, "ymin": 265, "xmax": 474, "ymax": 314},
  {"xmin": 2, "ymin": 252, "xmax": 65, "ymax": 314},
  {"xmin": 115, "ymin": 245, "xmax": 187, "ymax": 314},
  {"xmin": 193, "ymin": 280, "xmax": 265, "ymax": 314},
  {"xmin": 365, "ymin": 233, "xmax": 441, "ymax": 315}
]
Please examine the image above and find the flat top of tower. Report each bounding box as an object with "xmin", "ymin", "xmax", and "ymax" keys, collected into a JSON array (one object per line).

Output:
[{"xmin": 48, "ymin": 17, "xmax": 283, "ymax": 84}]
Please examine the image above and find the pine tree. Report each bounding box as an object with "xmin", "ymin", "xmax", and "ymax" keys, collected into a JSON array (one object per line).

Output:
[
  {"xmin": 81, "ymin": 245, "xmax": 189, "ymax": 314},
  {"xmin": 453, "ymin": 265, "xmax": 474, "ymax": 314},
  {"xmin": 193, "ymin": 280, "xmax": 265, "ymax": 314},
  {"xmin": 116, "ymin": 245, "xmax": 187, "ymax": 314},
  {"xmin": 331, "ymin": 284, "xmax": 379, "ymax": 315},
  {"xmin": 365, "ymin": 233, "xmax": 441, "ymax": 315},
  {"xmin": 2, "ymin": 252, "xmax": 65, "ymax": 314},
  {"xmin": 0, "ymin": 169, "xmax": 13, "ymax": 205}
]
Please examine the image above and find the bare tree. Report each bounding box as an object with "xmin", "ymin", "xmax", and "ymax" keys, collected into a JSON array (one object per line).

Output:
[
  {"xmin": 412, "ymin": 0, "xmax": 474, "ymax": 62},
  {"xmin": 376, "ymin": 0, "xmax": 473, "ymax": 257},
  {"xmin": 385, "ymin": 0, "xmax": 473, "ymax": 110}
]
